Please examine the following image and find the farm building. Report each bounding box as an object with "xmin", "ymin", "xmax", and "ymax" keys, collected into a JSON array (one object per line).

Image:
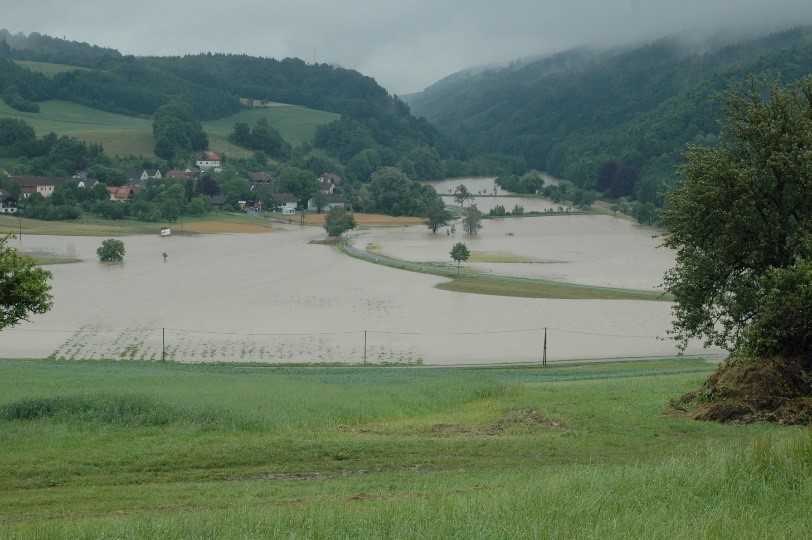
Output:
[{"xmin": 11, "ymin": 176, "xmax": 70, "ymax": 199}]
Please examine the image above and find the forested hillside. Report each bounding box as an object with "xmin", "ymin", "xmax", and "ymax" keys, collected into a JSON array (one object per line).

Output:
[
  {"xmin": 0, "ymin": 30, "xmax": 464, "ymax": 174},
  {"xmin": 407, "ymin": 27, "xmax": 812, "ymax": 207}
]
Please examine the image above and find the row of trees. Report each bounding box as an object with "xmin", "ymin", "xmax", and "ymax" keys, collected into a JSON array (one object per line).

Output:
[{"xmin": 0, "ymin": 118, "xmax": 107, "ymax": 176}]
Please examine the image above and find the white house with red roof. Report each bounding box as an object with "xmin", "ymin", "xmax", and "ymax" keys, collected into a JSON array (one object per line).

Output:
[{"xmin": 196, "ymin": 151, "xmax": 222, "ymax": 172}]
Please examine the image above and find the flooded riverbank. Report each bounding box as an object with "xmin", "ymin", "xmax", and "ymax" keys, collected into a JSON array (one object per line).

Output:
[{"xmin": 0, "ymin": 225, "xmax": 711, "ymax": 364}]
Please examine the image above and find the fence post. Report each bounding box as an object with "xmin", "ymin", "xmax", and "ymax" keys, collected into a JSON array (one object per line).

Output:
[
  {"xmin": 162, "ymin": 328, "xmax": 166, "ymax": 362},
  {"xmin": 542, "ymin": 327, "xmax": 548, "ymax": 368},
  {"xmin": 363, "ymin": 330, "xmax": 367, "ymax": 366}
]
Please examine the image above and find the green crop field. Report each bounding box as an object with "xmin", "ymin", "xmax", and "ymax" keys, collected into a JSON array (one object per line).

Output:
[
  {"xmin": 14, "ymin": 60, "xmax": 91, "ymax": 77},
  {"xmin": 1, "ymin": 357, "xmax": 809, "ymax": 538},
  {"xmin": 0, "ymin": 99, "xmax": 338, "ymax": 158}
]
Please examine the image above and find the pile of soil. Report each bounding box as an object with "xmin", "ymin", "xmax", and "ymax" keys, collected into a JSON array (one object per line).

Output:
[{"xmin": 671, "ymin": 356, "xmax": 812, "ymax": 425}]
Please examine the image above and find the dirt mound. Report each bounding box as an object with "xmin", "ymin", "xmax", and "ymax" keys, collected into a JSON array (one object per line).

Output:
[{"xmin": 671, "ymin": 356, "xmax": 812, "ymax": 425}]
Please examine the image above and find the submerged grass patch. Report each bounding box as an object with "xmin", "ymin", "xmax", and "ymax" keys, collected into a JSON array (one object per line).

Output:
[
  {"xmin": 338, "ymin": 241, "xmax": 668, "ymax": 301},
  {"xmin": 468, "ymin": 250, "xmax": 543, "ymax": 264},
  {"xmin": 437, "ymin": 275, "xmax": 670, "ymax": 301}
]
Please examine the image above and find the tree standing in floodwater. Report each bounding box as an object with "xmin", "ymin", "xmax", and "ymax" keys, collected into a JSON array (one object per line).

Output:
[
  {"xmin": 450, "ymin": 242, "xmax": 470, "ymax": 275},
  {"xmin": 463, "ymin": 205, "xmax": 483, "ymax": 236}
]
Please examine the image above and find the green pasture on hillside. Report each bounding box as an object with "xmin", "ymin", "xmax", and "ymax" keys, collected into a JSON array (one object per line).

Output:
[
  {"xmin": 14, "ymin": 60, "xmax": 91, "ymax": 77},
  {"xmin": 0, "ymin": 98, "xmax": 338, "ymax": 158}
]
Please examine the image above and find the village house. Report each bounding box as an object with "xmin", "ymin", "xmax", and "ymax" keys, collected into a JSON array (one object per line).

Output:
[
  {"xmin": 0, "ymin": 190, "xmax": 17, "ymax": 214},
  {"xmin": 307, "ymin": 194, "xmax": 347, "ymax": 212},
  {"xmin": 318, "ymin": 172, "xmax": 342, "ymax": 195},
  {"xmin": 127, "ymin": 169, "xmax": 163, "ymax": 183},
  {"xmin": 274, "ymin": 193, "xmax": 298, "ymax": 215},
  {"xmin": 248, "ymin": 171, "xmax": 274, "ymax": 186},
  {"xmin": 195, "ymin": 151, "xmax": 222, "ymax": 172},
  {"xmin": 106, "ymin": 185, "xmax": 141, "ymax": 202},
  {"xmin": 166, "ymin": 169, "xmax": 197, "ymax": 181},
  {"xmin": 72, "ymin": 172, "xmax": 100, "ymax": 190},
  {"xmin": 11, "ymin": 176, "xmax": 70, "ymax": 199}
]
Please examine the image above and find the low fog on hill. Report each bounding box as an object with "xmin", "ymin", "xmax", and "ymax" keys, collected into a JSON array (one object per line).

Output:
[{"xmin": 3, "ymin": 0, "xmax": 812, "ymax": 93}]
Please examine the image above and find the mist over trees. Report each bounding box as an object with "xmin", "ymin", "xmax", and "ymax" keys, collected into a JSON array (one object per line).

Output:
[{"xmin": 408, "ymin": 27, "xmax": 812, "ymax": 219}]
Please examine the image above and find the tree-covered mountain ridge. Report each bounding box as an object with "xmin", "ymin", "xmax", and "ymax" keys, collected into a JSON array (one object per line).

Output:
[
  {"xmin": 406, "ymin": 27, "xmax": 812, "ymax": 208},
  {"xmin": 0, "ymin": 29, "xmax": 455, "ymax": 160}
]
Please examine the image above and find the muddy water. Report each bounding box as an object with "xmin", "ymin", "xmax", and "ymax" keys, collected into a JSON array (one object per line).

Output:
[
  {"xmin": 355, "ymin": 215, "xmax": 671, "ymax": 290},
  {"xmin": 0, "ymin": 228, "xmax": 709, "ymax": 365}
]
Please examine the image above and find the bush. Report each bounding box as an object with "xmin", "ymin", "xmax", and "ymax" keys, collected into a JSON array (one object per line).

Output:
[
  {"xmin": 324, "ymin": 207, "xmax": 356, "ymax": 237},
  {"xmin": 489, "ymin": 205, "xmax": 507, "ymax": 217},
  {"xmin": 97, "ymin": 239, "xmax": 125, "ymax": 263}
]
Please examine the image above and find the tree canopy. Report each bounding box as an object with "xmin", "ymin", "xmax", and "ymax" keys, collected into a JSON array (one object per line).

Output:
[
  {"xmin": 0, "ymin": 236, "xmax": 52, "ymax": 330},
  {"xmin": 663, "ymin": 80, "xmax": 812, "ymax": 358},
  {"xmin": 324, "ymin": 207, "xmax": 356, "ymax": 238},
  {"xmin": 408, "ymin": 28, "xmax": 812, "ymax": 217},
  {"xmin": 97, "ymin": 239, "xmax": 126, "ymax": 263}
]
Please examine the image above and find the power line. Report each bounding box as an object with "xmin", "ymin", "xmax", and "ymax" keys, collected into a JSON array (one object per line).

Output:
[{"xmin": 2, "ymin": 325, "xmax": 668, "ymax": 340}]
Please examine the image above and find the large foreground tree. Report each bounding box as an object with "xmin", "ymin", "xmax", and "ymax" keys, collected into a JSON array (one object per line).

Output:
[
  {"xmin": 0, "ymin": 236, "xmax": 53, "ymax": 330},
  {"xmin": 663, "ymin": 80, "xmax": 812, "ymax": 358}
]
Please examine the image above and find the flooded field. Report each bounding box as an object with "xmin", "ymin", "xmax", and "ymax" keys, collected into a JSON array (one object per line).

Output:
[
  {"xmin": 354, "ymin": 215, "xmax": 671, "ymax": 290},
  {"xmin": 0, "ymin": 226, "xmax": 710, "ymax": 365}
]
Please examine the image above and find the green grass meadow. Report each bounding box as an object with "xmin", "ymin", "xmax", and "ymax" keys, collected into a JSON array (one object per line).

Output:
[
  {"xmin": 0, "ymin": 99, "xmax": 338, "ymax": 158},
  {"xmin": 14, "ymin": 60, "xmax": 91, "ymax": 77},
  {"xmin": 204, "ymin": 105, "xmax": 339, "ymax": 147},
  {"xmin": 0, "ymin": 357, "xmax": 809, "ymax": 538}
]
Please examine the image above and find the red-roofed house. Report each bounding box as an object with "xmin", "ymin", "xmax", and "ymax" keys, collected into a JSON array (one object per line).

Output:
[
  {"xmin": 166, "ymin": 169, "xmax": 196, "ymax": 180},
  {"xmin": 196, "ymin": 151, "xmax": 222, "ymax": 171},
  {"xmin": 107, "ymin": 185, "xmax": 141, "ymax": 202}
]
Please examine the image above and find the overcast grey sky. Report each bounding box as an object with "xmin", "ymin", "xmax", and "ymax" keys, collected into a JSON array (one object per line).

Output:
[{"xmin": 3, "ymin": 1, "xmax": 812, "ymax": 94}]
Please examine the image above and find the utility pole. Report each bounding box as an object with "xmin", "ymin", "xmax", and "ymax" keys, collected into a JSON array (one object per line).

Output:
[
  {"xmin": 162, "ymin": 328, "xmax": 166, "ymax": 362},
  {"xmin": 542, "ymin": 327, "xmax": 548, "ymax": 368},
  {"xmin": 363, "ymin": 330, "xmax": 367, "ymax": 366}
]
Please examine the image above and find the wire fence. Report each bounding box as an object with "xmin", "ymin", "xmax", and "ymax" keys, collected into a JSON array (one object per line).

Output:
[{"xmin": 1, "ymin": 324, "xmax": 720, "ymax": 366}]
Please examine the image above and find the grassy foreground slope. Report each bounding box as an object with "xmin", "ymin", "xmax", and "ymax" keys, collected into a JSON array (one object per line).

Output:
[
  {"xmin": 0, "ymin": 358, "xmax": 809, "ymax": 538},
  {"xmin": 0, "ymin": 99, "xmax": 338, "ymax": 157}
]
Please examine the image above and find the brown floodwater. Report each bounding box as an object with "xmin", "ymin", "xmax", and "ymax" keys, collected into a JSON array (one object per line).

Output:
[{"xmin": 0, "ymin": 222, "xmax": 714, "ymax": 365}]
